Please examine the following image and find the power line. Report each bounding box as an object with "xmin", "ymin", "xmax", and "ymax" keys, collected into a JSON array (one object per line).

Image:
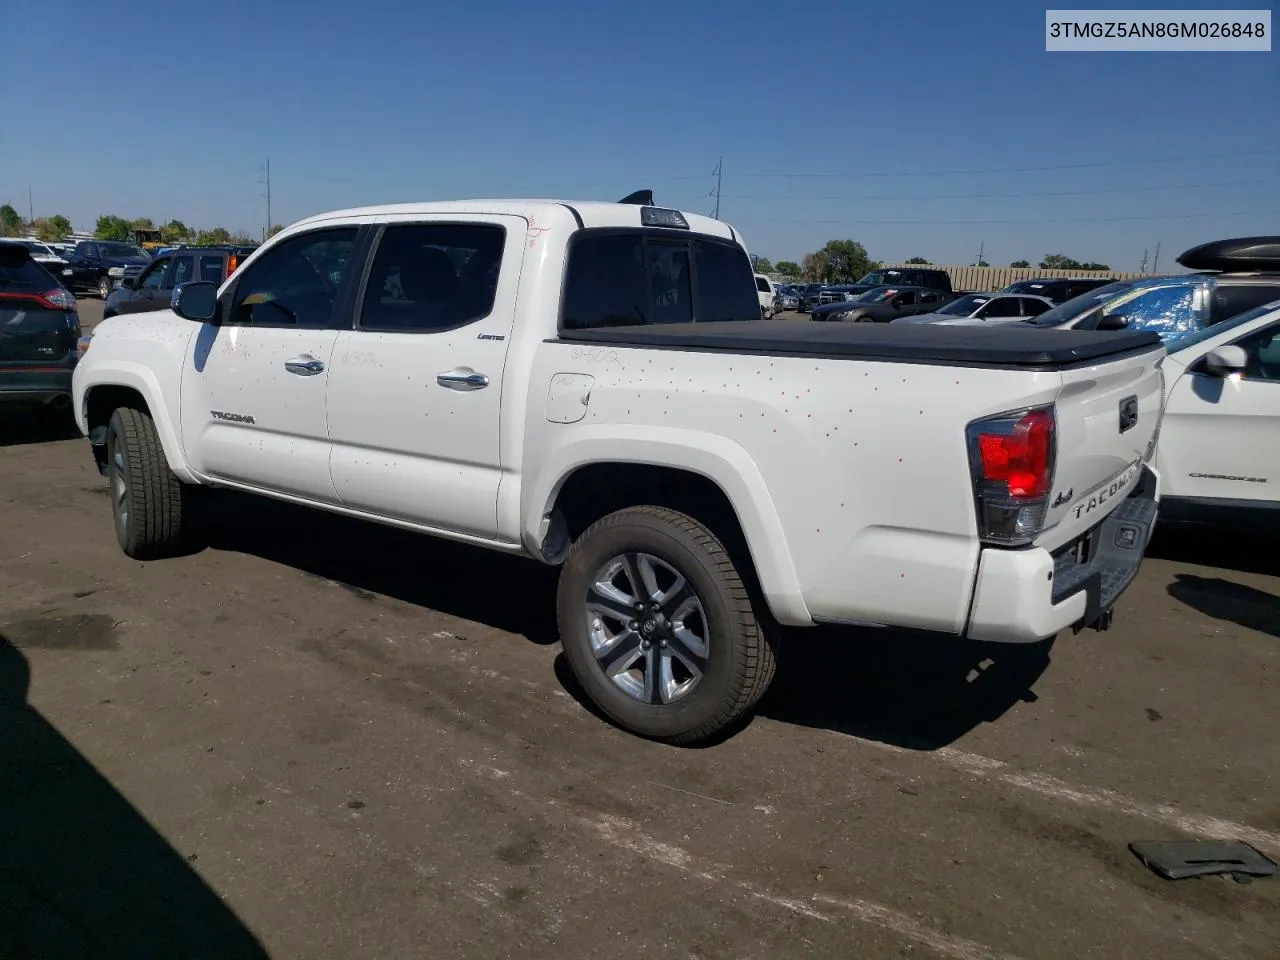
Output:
[
  {"xmin": 734, "ymin": 208, "xmax": 1280, "ymax": 226},
  {"xmin": 715, "ymin": 177, "xmax": 1280, "ymax": 204},
  {"xmin": 672, "ymin": 147, "xmax": 1280, "ymax": 180}
]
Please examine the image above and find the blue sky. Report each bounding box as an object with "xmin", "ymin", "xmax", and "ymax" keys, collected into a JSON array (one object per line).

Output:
[{"xmin": 3, "ymin": 0, "xmax": 1276, "ymax": 270}]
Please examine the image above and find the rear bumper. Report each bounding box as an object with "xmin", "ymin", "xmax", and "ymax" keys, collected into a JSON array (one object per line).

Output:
[
  {"xmin": 0, "ymin": 362, "xmax": 77, "ymax": 403},
  {"xmin": 965, "ymin": 465, "xmax": 1160, "ymax": 643}
]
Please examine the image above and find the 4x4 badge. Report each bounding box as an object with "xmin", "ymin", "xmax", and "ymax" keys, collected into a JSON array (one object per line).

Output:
[{"xmin": 1052, "ymin": 488, "xmax": 1073, "ymax": 508}]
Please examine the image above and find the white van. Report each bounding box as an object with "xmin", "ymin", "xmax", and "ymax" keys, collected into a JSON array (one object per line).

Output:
[{"xmin": 754, "ymin": 274, "xmax": 776, "ymax": 318}]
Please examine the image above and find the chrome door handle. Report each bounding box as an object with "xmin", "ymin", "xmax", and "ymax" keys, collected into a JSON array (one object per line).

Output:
[
  {"xmin": 436, "ymin": 368, "xmax": 489, "ymax": 390},
  {"xmin": 284, "ymin": 356, "xmax": 325, "ymax": 376}
]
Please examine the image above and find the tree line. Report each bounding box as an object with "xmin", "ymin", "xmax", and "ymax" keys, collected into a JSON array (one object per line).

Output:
[
  {"xmin": 1, "ymin": 203, "xmax": 284, "ymax": 247},
  {"xmin": 752, "ymin": 242, "xmax": 1111, "ymax": 281}
]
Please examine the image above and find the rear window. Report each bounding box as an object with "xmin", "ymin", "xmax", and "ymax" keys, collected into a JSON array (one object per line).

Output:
[
  {"xmin": 561, "ymin": 230, "xmax": 758, "ymax": 330},
  {"xmin": 0, "ymin": 253, "xmax": 54, "ymax": 289},
  {"xmin": 199, "ymin": 255, "xmax": 225, "ymax": 283}
]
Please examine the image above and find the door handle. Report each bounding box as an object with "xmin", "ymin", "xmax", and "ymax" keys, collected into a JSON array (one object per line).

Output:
[
  {"xmin": 436, "ymin": 368, "xmax": 489, "ymax": 390},
  {"xmin": 284, "ymin": 356, "xmax": 325, "ymax": 376}
]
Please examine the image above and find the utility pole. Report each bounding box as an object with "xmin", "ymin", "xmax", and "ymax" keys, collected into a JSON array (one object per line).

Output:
[
  {"xmin": 1151, "ymin": 241, "xmax": 1161, "ymax": 275},
  {"xmin": 712, "ymin": 157, "xmax": 723, "ymax": 220},
  {"xmin": 1140, "ymin": 248, "xmax": 1149, "ymax": 273},
  {"xmin": 265, "ymin": 156, "xmax": 272, "ymax": 236},
  {"xmin": 975, "ymin": 240, "xmax": 984, "ymax": 266},
  {"xmin": 26, "ymin": 184, "xmax": 33, "ymax": 225}
]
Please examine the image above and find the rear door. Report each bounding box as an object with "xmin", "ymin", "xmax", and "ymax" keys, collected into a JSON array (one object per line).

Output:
[
  {"xmin": 1036, "ymin": 344, "xmax": 1166, "ymax": 549},
  {"xmin": 325, "ymin": 215, "xmax": 525, "ymax": 537}
]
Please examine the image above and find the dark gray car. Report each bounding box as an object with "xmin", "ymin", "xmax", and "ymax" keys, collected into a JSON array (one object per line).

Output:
[{"xmin": 810, "ymin": 285, "xmax": 951, "ymax": 322}]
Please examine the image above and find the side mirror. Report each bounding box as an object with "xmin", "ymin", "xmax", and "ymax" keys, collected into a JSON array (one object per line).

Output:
[
  {"xmin": 1203, "ymin": 344, "xmax": 1248, "ymax": 377},
  {"xmin": 1097, "ymin": 311, "xmax": 1129, "ymax": 331},
  {"xmin": 171, "ymin": 281, "xmax": 218, "ymax": 322}
]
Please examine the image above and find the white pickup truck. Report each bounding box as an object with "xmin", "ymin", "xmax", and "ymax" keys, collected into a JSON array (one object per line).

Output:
[{"xmin": 72, "ymin": 196, "xmax": 1166, "ymax": 744}]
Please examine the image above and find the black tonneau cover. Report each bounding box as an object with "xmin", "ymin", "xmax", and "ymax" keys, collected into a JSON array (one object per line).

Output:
[{"xmin": 557, "ymin": 319, "xmax": 1163, "ymax": 369}]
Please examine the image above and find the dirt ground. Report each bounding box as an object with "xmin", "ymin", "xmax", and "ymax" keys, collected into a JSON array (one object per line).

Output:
[{"xmin": 0, "ymin": 299, "xmax": 1276, "ymax": 959}]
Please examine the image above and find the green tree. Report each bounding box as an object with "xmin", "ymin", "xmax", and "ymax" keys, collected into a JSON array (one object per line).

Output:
[
  {"xmin": 161, "ymin": 219, "xmax": 190, "ymax": 243},
  {"xmin": 0, "ymin": 204, "xmax": 21, "ymax": 236},
  {"xmin": 1078, "ymin": 261, "xmax": 1110, "ymax": 271},
  {"xmin": 228, "ymin": 231, "xmax": 256, "ymax": 246},
  {"xmin": 973, "ymin": 258, "xmax": 989, "ymax": 267},
  {"xmin": 1009, "ymin": 259, "xmax": 1030, "ymax": 268},
  {"xmin": 750, "ymin": 255, "xmax": 774, "ymax": 274},
  {"xmin": 268, "ymin": 224, "xmax": 285, "ymax": 238},
  {"xmin": 95, "ymin": 215, "xmax": 134, "ymax": 241},
  {"xmin": 48, "ymin": 214, "xmax": 73, "ymax": 240},
  {"xmin": 1039, "ymin": 254, "xmax": 1080, "ymax": 269},
  {"xmin": 904, "ymin": 256, "xmax": 932, "ymax": 264},
  {"xmin": 32, "ymin": 216, "xmax": 73, "ymax": 242},
  {"xmin": 775, "ymin": 260, "xmax": 800, "ymax": 276},
  {"xmin": 808, "ymin": 239, "xmax": 874, "ymax": 283},
  {"xmin": 131, "ymin": 217, "xmax": 155, "ymax": 230},
  {"xmin": 195, "ymin": 227, "xmax": 232, "ymax": 245}
]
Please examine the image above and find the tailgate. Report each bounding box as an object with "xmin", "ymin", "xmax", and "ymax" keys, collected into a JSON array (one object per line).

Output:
[
  {"xmin": 1037, "ymin": 344, "xmax": 1165, "ymax": 550},
  {"xmin": 0, "ymin": 303, "xmax": 76, "ymax": 362}
]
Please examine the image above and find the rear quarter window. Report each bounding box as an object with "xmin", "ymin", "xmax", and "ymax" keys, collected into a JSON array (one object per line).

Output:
[{"xmin": 0, "ymin": 257, "xmax": 55, "ymax": 288}]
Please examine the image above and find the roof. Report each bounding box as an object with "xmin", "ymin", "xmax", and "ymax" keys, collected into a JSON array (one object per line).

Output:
[{"xmin": 288, "ymin": 199, "xmax": 739, "ymax": 242}]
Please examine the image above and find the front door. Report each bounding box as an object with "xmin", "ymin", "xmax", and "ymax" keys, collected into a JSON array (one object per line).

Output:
[
  {"xmin": 123, "ymin": 255, "xmax": 172, "ymax": 314},
  {"xmin": 325, "ymin": 215, "xmax": 525, "ymax": 538},
  {"xmin": 178, "ymin": 226, "xmax": 360, "ymax": 502},
  {"xmin": 1159, "ymin": 317, "xmax": 1280, "ymax": 503}
]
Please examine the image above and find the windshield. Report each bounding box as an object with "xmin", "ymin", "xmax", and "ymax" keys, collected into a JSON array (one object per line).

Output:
[
  {"xmin": 854, "ymin": 286, "xmax": 898, "ymax": 303},
  {"xmin": 15, "ymin": 240, "xmax": 53, "ymax": 255},
  {"xmin": 1169, "ymin": 300, "xmax": 1280, "ymax": 355},
  {"xmin": 937, "ymin": 293, "xmax": 989, "ymax": 316},
  {"xmin": 858, "ymin": 269, "xmax": 908, "ymax": 286},
  {"xmin": 1022, "ymin": 281, "xmax": 1133, "ymax": 327},
  {"xmin": 98, "ymin": 242, "xmax": 148, "ymax": 259}
]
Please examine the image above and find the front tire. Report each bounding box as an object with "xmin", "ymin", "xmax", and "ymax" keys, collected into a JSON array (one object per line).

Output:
[
  {"xmin": 557, "ymin": 506, "xmax": 776, "ymax": 745},
  {"xmin": 106, "ymin": 407, "xmax": 191, "ymax": 559}
]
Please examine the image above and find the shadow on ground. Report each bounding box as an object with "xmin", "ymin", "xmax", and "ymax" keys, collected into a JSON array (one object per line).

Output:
[
  {"xmin": 201, "ymin": 491, "xmax": 1052, "ymax": 748},
  {"xmin": 0, "ymin": 636, "xmax": 268, "ymax": 959},
  {"xmin": 0, "ymin": 407, "xmax": 80, "ymax": 448},
  {"xmin": 1148, "ymin": 523, "xmax": 1280, "ymax": 578},
  {"xmin": 199, "ymin": 492, "xmax": 561, "ymax": 646},
  {"xmin": 1167, "ymin": 573, "xmax": 1280, "ymax": 639}
]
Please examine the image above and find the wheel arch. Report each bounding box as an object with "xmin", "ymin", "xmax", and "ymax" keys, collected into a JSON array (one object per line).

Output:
[
  {"xmin": 81, "ymin": 366, "xmax": 196, "ymax": 482},
  {"xmin": 526, "ymin": 434, "xmax": 811, "ymax": 626}
]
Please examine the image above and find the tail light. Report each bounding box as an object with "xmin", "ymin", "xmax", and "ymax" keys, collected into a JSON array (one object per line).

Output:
[
  {"xmin": 966, "ymin": 406, "xmax": 1056, "ymax": 546},
  {"xmin": 0, "ymin": 288, "xmax": 78, "ymax": 310},
  {"xmin": 226, "ymin": 253, "xmax": 240, "ymax": 277}
]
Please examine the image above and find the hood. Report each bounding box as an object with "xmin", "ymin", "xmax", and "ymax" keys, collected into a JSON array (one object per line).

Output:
[
  {"xmin": 890, "ymin": 312, "xmax": 946, "ymax": 325},
  {"xmin": 104, "ymin": 256, "xmax": 152, "ymax": 267},
  {"xmin": 810, "ymin": 300, "xmax": 864, "ymax": 317}
]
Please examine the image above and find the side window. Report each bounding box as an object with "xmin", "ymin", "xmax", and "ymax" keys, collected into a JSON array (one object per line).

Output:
[
  {"xmin": 1020, "ymin": 298, "xmax": 1052, "ymax": 317},
  {"xmin": 170, "ymin": 256, "xmax": 194, "ymax": 288},
  {"xmin": 359, "ymin": 223, "xmax": 505, "ymax": 332},
  {"xmin": 562, "ymin": 233, "xmax": 647, "ymax": 329},
  {"xmin": 199, "ymin": 255, "xmax": 225, "ymax": 283},
  {"xmin": 895, "ymin": 291, "xmax": 917, "ymax": 306},
  {"xmin": 1233, "ymin": 322, "xmax": 1280, "ymax": 382},
  {"xmin": 982, "ymin": 297, "xmax": 1022, "ymax": 318},
  {"xmin": 81, "ymin": 243, "xmax": 97, "ymax": 259},
  {"xmin": 1211, "ymin": 285, "xmax": 1280, "ymax": 325},
  {"xmin": 755, "ymin": 276, "xmax": 770, "ymax": 293},
  {"xmin": 138, "ymin": 258, "xmax": 171, "ymax": 290},
  {"xmin": 228, "ymin": 228, "xmax": 357, "ymax": 328},
  {"xmin": 1100, "ymin": 283, "xmax": 1198, "ymax": 336},
  {"xmin": 919, "ymin": 291, "xmax": 939, "ymax": 305},
  {"xmin": 694, "ymin": 239, "xmax": 760, "ymax": 323}
]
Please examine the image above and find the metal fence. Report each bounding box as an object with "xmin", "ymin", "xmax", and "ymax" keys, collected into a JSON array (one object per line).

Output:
[{"xmin": 878, "ymin": 264, "xmax": 1146, "ymax": 292}]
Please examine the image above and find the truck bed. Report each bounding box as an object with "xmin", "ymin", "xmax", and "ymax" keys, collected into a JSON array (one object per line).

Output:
[{"xmin": 556, "ymin": 319, "xmax": 1163, "ymax": 370}]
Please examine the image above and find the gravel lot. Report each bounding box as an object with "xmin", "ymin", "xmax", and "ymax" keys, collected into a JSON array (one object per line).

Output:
[{"xmin": 1, "ymin": 298, "xmax": 1276, "ymax": 959}]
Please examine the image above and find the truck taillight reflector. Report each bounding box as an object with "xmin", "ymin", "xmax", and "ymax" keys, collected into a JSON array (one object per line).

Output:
[
  {"xmin": 226, "ymin": 254, "xmax": 239, "ymax": 276},
  {"xmin": 966, "ymin": 406, "xmax": 1056, "ymax": 546},
  {"xmin": 976, "ymin": 408, "xmax": 1053, "ymax": 498}
]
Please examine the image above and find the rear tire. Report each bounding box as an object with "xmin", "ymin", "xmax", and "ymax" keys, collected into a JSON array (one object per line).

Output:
[
  {"xmin": 557, "ymin": 506, "xmax": 776, "ymax": 745},
  {"xmin": 106, "ymin": 407, "xmax": 192, "ymax": 560}
]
